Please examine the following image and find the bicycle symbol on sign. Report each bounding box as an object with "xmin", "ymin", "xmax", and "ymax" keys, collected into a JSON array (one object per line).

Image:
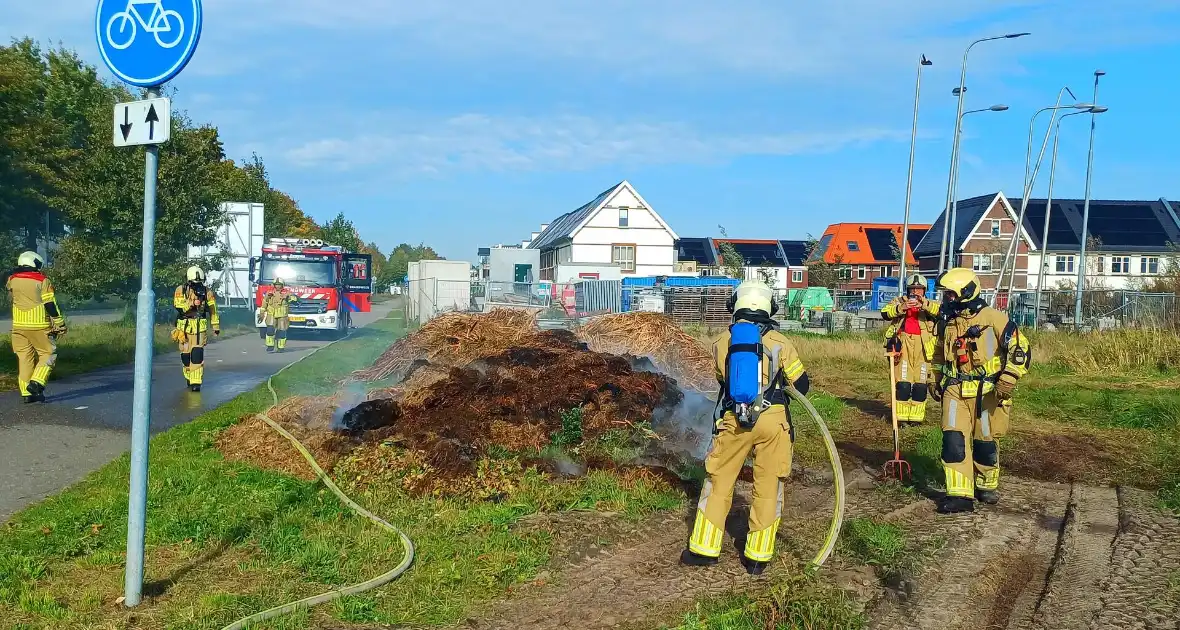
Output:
[{"xmin": 106, "ymin": 0, "xmax": 185, "ymax": 51}]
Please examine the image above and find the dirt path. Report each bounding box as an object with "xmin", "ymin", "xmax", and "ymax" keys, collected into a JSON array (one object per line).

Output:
[{"xmin": 869, "ymin": 481, "xmax": 1180, "ymax": 630}]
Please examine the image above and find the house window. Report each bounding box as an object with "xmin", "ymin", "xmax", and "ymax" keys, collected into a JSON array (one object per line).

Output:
[
  {"xmin": 1096, "ymin": 256, "xmax": 1105, "ymax": 273},
  {"xmin": 879, "ymin": 266, "xmax": 889, "ymax": 277},
  {"xmin": 1055, "ymin": 255, "xmax": 1075, "ymax": 273},
  {"xmin": 1112, "ymin": 256, "xmax": 1131, "ymax": 274},
  {"xmin": 991, "ymin": 220, "xmax": 1001, "ymax": 237},
  {"xmin": 847, "ymin": 241, "xmax": 860, "ymax": 252},
  {"xmin": 839, "ymin": 266, "xmax": 852, "ymax": 280},
  {"xmin": 1142, "ymin": 257, "xmax": 1160, "ymax": 274},
  {"xmin": 618, "ymin": 207, "xmax": 629, "ymax": 227},
  {"xmin": 792, "ymin": 270, "xmax": 803, "ymax": 283},
  {"xmin": 611, "ymin": 244, "xmax": 636, "ymax": 273},
  {"xmin": 972, "ymin": 254, "xmax": 992, "ymax": 273},
  {"xmin": 857, "ymin": 265, "xmax": 866, "ymax": 280}
]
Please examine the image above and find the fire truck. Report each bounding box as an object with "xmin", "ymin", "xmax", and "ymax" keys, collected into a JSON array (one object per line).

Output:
[{"xmin": 249, "ymin": 238, "xmax": 372, "ymax": 338}]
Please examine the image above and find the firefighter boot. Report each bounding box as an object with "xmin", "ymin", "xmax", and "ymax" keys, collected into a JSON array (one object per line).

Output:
[
  {"xmin": 741, "ymin": 555, "xmax": 768, "ymax": 576},
  {"xmin": 975, "ymin": 489, "xmax": 1000, "ymax": 505},
  {"xmin": 937, "ymin": 496, "xmax": 975, "ymax": 514},
  {"xmin": 26, "ymin": 380, "xmax": 46, "ymax": 403},
  {"xmin": 679, "ymin": 549, "xmax": 719, "ymax": 567}
]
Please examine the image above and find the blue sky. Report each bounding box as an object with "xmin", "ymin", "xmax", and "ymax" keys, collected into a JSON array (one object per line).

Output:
[{"xmin": 6, "ymin": 1, "xmax": 1180, "ymax": 261}]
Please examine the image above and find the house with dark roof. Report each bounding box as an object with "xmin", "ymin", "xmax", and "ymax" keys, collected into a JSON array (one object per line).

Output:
[
  {"xmin": 808, "ymin": 223, "xmax": 929, "ymax": 292},
  {"xmin": 674, "ymin": 238, "xmax": 809, "ymax": 289},
  {"xmin": 526, "ymin": 181, "xmax": 678, "ymax": 282},
  {"xmin": 912, "ymin": 192, "xmax": 1180, "ymax": 290}
]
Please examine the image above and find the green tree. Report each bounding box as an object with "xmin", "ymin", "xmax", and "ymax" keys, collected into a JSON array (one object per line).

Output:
[
  {"xmin": 317, "ymin": 212, "xmax": 363, "ymax": 252},
  {"xmin": 716, "ymin": 225, "xmax": 746, "ymax": 279},
  {"xmin": 382, "ymin": 243, "xmax": 441, "ymax": 287},
  {"xmin": 804, "ymin": 233, "xmax": 842, "ymax": 289}
]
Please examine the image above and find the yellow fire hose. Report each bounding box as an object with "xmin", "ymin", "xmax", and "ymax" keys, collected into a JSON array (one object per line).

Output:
[
  {"xmin": 785, "ymin": 385, "xmax": 845, "ymax": 570},
  {"xmin": 220, "ymin": 323, "xmax": 416, "ymax": 630}
]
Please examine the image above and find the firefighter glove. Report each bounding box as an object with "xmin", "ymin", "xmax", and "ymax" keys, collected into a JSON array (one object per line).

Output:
[
  {"xmin": 994, "ymin": 373, "xmax": 1018, "ymax": 400},
  {"xmin": 214, "ymin": 328, "xmax": 221, "ymax": 336},
  {"xmin": 929, "ymin": 380, "xmax": 943, "ymax": 402},
  {"xmin": 170, "ymin": 328, "xmax": 186, "ymax": 344}
]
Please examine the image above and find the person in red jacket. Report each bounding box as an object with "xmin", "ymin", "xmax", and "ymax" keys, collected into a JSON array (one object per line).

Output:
[{"xmin": 881, "ymin": 274, "xmax": 939, "ymax": 423}]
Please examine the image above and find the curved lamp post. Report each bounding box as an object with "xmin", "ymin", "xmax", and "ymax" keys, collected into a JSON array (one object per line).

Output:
[
  {"xmin": 944, "ymin": 104, "xmax": 1009, "ymax": 272},
  {"xmin": 937, "ymin": 32, "xmax": 1031, "ymax": 276},
  {"xmin": 1032, "ymin": 106, "xmax": 1108, "ymax": 329},
  {"xmin": 898, "ymin": 54, "xmax": 932, "ymax": 285}
]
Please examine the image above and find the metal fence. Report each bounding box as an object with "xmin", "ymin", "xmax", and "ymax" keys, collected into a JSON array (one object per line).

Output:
[{"xmin": 998, "ymin": 289, "xmax": 1178, "ymax": 330}]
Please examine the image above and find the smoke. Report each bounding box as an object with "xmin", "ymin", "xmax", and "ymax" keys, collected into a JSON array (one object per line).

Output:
[
  {"xmin": 651, "ymin": 388, "xmax": 717, "ymax": 462},
  {"xmin": 548, "ymin": 450, "xmax": 587, "ymax": 476},
  {"xmin": 330, "ymin": 381, "xmax": 370, "ymax": 431}
]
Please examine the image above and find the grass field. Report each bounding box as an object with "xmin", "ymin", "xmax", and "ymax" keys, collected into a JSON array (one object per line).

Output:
[
  {"xmin": 0, "ymin": 310, "xmax": 256, "ymax": 392},
  {"xmin": 0, "ymin": 314, "xmax": 681, "ymax": 629}
]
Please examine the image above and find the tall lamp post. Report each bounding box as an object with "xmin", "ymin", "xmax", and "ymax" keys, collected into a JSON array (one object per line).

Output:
[
  {"xmin": 898, "ymin": 54, "xmax": 933, "ymax": 285},
  {"xmin": 993, "ymin": 95, "xmax": 1094, "ymax": 307},
  {"xmin": 1074, "ymin": 70, "xmax": 1106, "ymax": 328},
  {"xmin": 1033, "ymin": 106, "xmax": 1108, "ymax": 329},
  {"xmin": 944, "ymin": 104, "xmax": 1010, "ymax": 272},
  {"xmin": 937, "ymin": 32, "xmax": 1031, "ymax": 276}
]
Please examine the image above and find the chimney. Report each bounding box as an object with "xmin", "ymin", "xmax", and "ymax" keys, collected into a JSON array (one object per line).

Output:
[
  {"xmin": 531, "ymin": 231, "xmax": 540, "ymax": 241},
  {"xmin": 521, "ymin": 240, "xmax": 531, "ymax": 248},
  {"xmin": 540, "ymin": 223, "xmax": 550, "ymax": 231}
]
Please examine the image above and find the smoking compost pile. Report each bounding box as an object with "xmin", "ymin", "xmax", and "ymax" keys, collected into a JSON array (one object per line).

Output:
[{"xmin": 218, "ymin": 310, "xmax": 717, "ymax": 496}]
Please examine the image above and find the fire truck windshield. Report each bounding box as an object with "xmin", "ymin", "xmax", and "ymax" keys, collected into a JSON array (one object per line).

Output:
[{"xmin": 259, "ymin": 253, "xmax": 337, "ymax": 287}]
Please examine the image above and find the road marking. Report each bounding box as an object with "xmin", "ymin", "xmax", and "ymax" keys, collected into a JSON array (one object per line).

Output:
[{"xmin": 75, "ymin": 406, "xmax": 89, "ymax": 410}]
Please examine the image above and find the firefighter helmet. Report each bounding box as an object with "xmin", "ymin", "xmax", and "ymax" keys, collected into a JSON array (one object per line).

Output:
[
  {"xmin": 17, "ymin": 251, "xmax": 44, "ymax": 270},
  {"xmin": 905, "ymin": 273, "xmax": 927, "ymax": 289},
  {"xmin": 728, "ymin": 280, "xmax": 778, "ymax": 316},
  {"xmin": 186, "ymin": 266, "xmax": 206, "ymax": 282},
  {"xmin": 936, "ymin": 268, "xmax": 981, "ymax": 302}
]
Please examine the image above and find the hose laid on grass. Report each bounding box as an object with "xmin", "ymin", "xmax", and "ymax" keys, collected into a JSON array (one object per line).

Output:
[
  {"xmin": 221, "ymin": 319, "xmax": 415, "ymax": 630},
  {"xmin": 786, "ymin": 385, "xmax": 845, "ymax": 570}
]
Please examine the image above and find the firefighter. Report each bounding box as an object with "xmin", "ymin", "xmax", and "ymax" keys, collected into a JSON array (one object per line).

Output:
[
  {"xmin": 262, "ymin": 278, "xmax": 298, "ymax": 353},
  {"xmin": 173, "ymin": 266, "xmax": 220, "ymax": 392},
  {"xmin": 6, "ymin": 251, "xmax": 66, "ymax": 403},
  {"xmin": 929, "ymin": 268, "xmax": 1030, "ymax": 513},
  {"xmin": 682, "ymin": 280, "xmax": 810, "ymax": 575},
  {"xmin": 881, "ymin": 273, "xmax": 939, "ymax": 423}
]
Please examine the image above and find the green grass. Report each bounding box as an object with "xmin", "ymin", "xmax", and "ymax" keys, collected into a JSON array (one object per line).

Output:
[
  {"xmin": 0, "ymin": 314, "xmax": 683, "ymax": 629},
  {"xmin": 0, "ymin": 309, "xmax": 255, "ymax": 391},
  {"xmin": 667, "ymin": 573, "xmax": 864, "ymax": 630},
  {"xmin": 1017, "ymin": 377, "xmax": 1180, "ymax": 430}
]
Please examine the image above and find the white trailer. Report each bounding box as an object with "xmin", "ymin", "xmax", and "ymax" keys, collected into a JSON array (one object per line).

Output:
[{"xmin": 188, "ymin": 202, "xmax": 265, "ymax": 307}]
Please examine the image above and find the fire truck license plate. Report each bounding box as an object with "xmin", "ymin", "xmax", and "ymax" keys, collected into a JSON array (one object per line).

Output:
[{"xmin": 289, "ymin": 316, "xmax": 306, "ymax": 323}]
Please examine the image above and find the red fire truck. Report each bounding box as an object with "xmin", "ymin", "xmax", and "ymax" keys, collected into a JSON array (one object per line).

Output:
[{"xmin": 249, "ymin": 238, "xmax": 372, "ymax": 338}]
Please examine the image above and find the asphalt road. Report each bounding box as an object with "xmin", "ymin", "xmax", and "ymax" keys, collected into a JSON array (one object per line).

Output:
[{"xmin": 0, "ymin": 302, "xmax": 397, "ymax": 522}]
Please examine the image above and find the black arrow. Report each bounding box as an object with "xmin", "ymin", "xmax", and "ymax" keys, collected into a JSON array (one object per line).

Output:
[
  {"xmin": 119, "ymin": 106, "xmax": 133, "ymax": 141},
  {"xmin": 145, "ymin": 104, "xmax": 159, "ymax": 141}
]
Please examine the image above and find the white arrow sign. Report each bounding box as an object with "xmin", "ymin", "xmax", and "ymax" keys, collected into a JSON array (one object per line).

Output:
[{"xmin": 112, "ymin": 97, "xmax": 171, "ymax": 147}]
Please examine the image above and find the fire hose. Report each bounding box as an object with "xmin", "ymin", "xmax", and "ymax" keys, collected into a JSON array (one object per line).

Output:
[
  {"xmin": 785, "ymin": 385, "xmax": 845, "ymax": 570},
  {"xmin": 220, "ymin": 322, "xmax": 415, "ymax": 630}
]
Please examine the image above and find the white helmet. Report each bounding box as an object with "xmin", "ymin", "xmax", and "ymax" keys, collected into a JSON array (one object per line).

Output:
[
  {"xmin": 729, "ymin": 280, "xmax": 777, "ymax": 316},
  {"xmin": 17, "ymin": 251, "xmax": 44, "ymax": 269},
  {"xmin": 186, "ymin": 266, "xmax": 205, "ymax": 282}
]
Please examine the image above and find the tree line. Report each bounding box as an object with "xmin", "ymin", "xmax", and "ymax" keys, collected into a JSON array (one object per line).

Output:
[{"xmin": 0, "ymin": 39, "xmax": 439, "ymax": 301}]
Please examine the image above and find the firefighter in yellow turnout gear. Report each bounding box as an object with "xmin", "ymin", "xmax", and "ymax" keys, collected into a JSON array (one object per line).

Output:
[
  {"xmin": 6, "ymin": 251, "xmax": 67, "ymax": 403},
  {"xmin": 682, "ymin": 281, "xmax": 810, "ymax": 575},
  {"xmin": 930, "ymin": 268, "xmax": 1030, "ymax": 513},
  {"xmin": 262, "ymin": 279, "xmax": 299, "ymax": 353},
  {"xmin": 173, "ymin": 266, "xmax": 220, "ymax": 392},
  {"xmin": 881, "ymin": 273, "xmax": 939, "ymax": 423}
]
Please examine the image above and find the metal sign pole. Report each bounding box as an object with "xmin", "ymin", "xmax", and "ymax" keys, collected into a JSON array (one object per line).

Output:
[
  {"xmin": 96, "ymin": 0, "xmax": 203, "ymax": 607},
  {"xmin": 124, "ymin": 85, "xmax": 161, "ymax": 607}
]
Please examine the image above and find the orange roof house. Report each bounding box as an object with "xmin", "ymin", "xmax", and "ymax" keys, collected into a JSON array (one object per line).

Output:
[{"xmin": 808, "ymin": 223, "xmax": 931, "ymax": 266}]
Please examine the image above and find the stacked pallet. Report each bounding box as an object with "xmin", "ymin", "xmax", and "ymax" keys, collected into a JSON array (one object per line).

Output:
[{"xmin": 663, "ymin": 286, "xmax": 733, "ymax": 326}]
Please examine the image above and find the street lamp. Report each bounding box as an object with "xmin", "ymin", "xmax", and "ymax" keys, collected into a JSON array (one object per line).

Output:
[
  {"xmin": 993, "ymin": 94, "xmax": 1094, "ymax": 305},
  {"xmin": 944, "ymin": 104, "xmax": 1010, "ymax": 272},
  {"xmin": 937, "ymin": 32, "xmax": 1031, "ymax": 276},
  {"xmin": 1033, "ymin": 106, "xmax": 1108, "ymax": 329},
  {"xmin": 898, "ymin": 54, "xmax": 933, "ymax": 285},
  {"xmin": 1074, "ymin": 70, "xmax": 1107, "ymax": 328}
]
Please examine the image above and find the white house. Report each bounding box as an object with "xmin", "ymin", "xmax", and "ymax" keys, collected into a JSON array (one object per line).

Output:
[
  {"xmin": 914, "ymin": 192, "xmax": 1180, "ymax": 291},
  {"xmin": 528, "ymin": 180, "xmax": 679, "ymax": 281}
]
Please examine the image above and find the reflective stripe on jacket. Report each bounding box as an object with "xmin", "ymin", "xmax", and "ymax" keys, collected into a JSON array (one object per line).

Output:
[{"xmin": 6, "ymin": 272, "xmax": 64, "ymax": 331}]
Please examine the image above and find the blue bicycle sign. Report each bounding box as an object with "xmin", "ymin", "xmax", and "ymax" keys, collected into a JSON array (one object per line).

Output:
[{"xmin": 95, "ymin": 0, "xmax": 203, "ymax": 87}]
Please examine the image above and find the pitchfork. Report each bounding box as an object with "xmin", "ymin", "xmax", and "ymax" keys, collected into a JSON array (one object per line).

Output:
[{"xmin": 884, "ymin": 350, "xmax": 912, "ymax": 482}]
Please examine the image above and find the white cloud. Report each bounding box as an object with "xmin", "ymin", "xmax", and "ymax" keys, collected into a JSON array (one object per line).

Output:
[{"xmin": 272, "ymin": 112, "xmax": 907, "ymax": 176}]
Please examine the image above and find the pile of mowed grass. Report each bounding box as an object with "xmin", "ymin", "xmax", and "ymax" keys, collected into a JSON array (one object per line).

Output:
[
  {"xmin": 0, "ymin": 309, "xmax": 256, "ymax": 391},
  {"xmin": 0, "ymin": 315, "xmax": 682, "ymax": 630}
]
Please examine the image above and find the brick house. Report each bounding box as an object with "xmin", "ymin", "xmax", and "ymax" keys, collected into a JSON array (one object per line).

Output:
[
  {"xmin": 912, "ymin": 192, "xmax": 1180, "ymax": 290},
  {"xmin": 807, "ymin": 223, "xmax": 930, "ymax": 292}
]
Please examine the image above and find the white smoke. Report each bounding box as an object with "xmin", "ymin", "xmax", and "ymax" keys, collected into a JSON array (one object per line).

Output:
[
  {"xmin": 330, "ymin": 381, "xmax": 370, "ymax": 431},
  {"xmin": 651, "ymin": 388, "xmax": 717, "ymax": 462}
]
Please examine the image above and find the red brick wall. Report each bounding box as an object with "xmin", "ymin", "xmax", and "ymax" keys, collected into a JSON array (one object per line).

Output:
[
  {"xmin": 786, "ymin": 266, "xmax": 808, "ymax": 289},
  {"xmin": 958, "ymin": 197, "xmax": 1032, "ymax": 290}
]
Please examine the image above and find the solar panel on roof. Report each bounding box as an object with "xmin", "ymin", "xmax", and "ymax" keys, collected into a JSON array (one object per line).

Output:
[
  {"xmin": 779, "ymin": 241, "xmax": 809, "ymax": 266},
  {"xmin": 864, "ymin": 228, "xmax": 899, "ymax": 261}
]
